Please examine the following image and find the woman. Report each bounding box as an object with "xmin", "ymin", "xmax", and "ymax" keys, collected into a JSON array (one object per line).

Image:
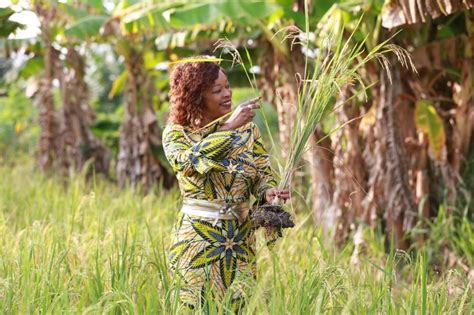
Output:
[{"xmin": 163, "ymin": 58, "xmax": 289, "ymax": 311}]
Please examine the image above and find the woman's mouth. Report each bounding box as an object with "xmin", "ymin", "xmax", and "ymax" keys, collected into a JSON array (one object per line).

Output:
[{"xmin": 221, "ymin": 101, "xmax": 231, "ymax": 107}]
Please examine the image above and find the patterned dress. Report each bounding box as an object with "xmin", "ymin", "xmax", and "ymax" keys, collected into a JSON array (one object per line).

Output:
[{"xmin": 162, "ymin": 120, "xmax": 280, "ymax": 310}]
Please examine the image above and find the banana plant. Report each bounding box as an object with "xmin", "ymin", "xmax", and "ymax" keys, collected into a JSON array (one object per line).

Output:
[
  {"xmin": 381, "ymin": 0, "xmax": 474, "ymax": 28},
  {"xmin": 0, "ymin": 7, "xmax": 26, "ymax": 37},
  {"xmin": 9, "ymin": 0, "xmax": 111, "ymax": 175},
  {"xmin": 64, "ymin": 0, "xmax": 185, "ymax": 190},
  {"xmin": 99, "ymin": 0, "xmax": 296, "ymax": 190},
  {"xmin": 0, "ymin": 7, "xmax": 28, "ymax": 88},
  {"xmin": 1, "ymin": 1, "xmax": 112, "ymax": 175},
  {"xmin": 307, "ymin": 0, "xmax": 474, "ymax": 250},
  {"xmin": 31, "ymin": 0, "xmax": 63, "ymax": 171}
]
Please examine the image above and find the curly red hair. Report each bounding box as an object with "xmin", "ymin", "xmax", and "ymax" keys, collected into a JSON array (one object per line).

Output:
[{"xmin": 168, "ymin": 59, "xmax": 222, "ymax": 129}]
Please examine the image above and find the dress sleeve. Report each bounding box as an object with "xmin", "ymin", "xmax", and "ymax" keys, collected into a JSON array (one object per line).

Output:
[
  {"xmin": 251, "ymin": 123, "xmax": 277, "ymax": 203},
  {"xmin": 162, "ymin": 124, "xmax": 236, "ymax": 175}
]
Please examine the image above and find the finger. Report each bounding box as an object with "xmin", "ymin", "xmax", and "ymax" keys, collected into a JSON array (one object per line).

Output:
[
  {"xmin": 239, "ymin": 100, "xmax": 253, "ymax": 107},
  {"xmin": 239, "ymin": 96, "xmax": 262, "ymax": 107},
  {"xmin": 242, "ymin": 103, "xmax": 260, "ymax": 112},
  {"xmin": 248, "ymin": 96, "xmax": 262, "ymax": 103},
  {"xmin": 249, "ymin": 97, "xmax": 262, "ymax": 105}
]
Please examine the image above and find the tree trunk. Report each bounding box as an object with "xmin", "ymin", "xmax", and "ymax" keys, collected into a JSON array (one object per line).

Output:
[
  {"xmin": 452, "ymin": 60, "xmax": 474, "ymax": 174},
  {"xmin": 414, "ymin": 132, "xmax": 430, "ymax": 245},
  {"xmin": 361, "ymin": 96, "xmax": 386, "ymax": 232},
  {"xmin": 116, "ymin": 48, "xmax": 170, "ymax": 191},
  {"xmin": 274, "ymin": 80, "xmax": 298, "ymax": 159},
  {"xmin": 258, "ymin": 40, "xmax": 301, "ymax": 159},
  {"xmin": 56, "ymin": 46, "xmax": 110, "ymax": 175},
  {"xmin": 331, "ymin": 86, "xmax": 366, "ymax": 240},
  {"xmin": 307, "ymin": 127, "xmax": 334, "ymax": 232},
  {"xmin": 442, "ymin": 59, "xmax": 474, "ymax": 210},
  {"xmin": 35, "ymin": 3, "xmax": 60, "ymax": 171},
  {"xmin": 380, "ymin": 64, "xmax": 417, "ymax": 250}
]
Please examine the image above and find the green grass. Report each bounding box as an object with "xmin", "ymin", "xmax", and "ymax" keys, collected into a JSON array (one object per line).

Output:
[{"xmin": 0, "ymin": 162, "xmax": 472, "ymax": 314}]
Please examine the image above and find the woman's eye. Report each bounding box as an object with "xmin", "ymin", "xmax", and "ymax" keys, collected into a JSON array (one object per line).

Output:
[{"xmin": 212, "ymin": 89, "xmax": 221, "ymax": 94}]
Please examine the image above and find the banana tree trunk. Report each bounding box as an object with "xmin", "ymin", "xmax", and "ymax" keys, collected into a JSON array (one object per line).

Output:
[
  {"xmin": 452, "ymin": 60, "xmax": 474, "ymax": 174},
  {"xmin": 116, "ymin": 48, "xmax": 169, "ymax": 191},
  {"xmin": 380, "ymin": 63, "xmax": 417, "ymax": 250},
  {"xmin": 331, "ymin": 86, "xmax": 366, "ymax": 240},
  {"xmin": 259, "ymin": 43, "xmax": 294, "ymax": 158},
  {"xmin": 361, "ymin": 95, "xmax": 386, "ymax": 231},
  {"xmin": 414, "ymin": 131, "xmax": 430, "ymax": 245},
  {"xmin": 306, "ymin": 127, "xmax": 334, "ymax": 232},
  {"xmin": 442, "ymin": 60, "xmax": 474, "ymax": 210},
  {"xmin": 275, "ymin": 81, "xmax": 297, "ymax": 159},
  {"xmin": 56, "ymin": 46, "xmax": 110, "ymax": 175},
  {"xmin": 258, "ymin": 38, "xmax": 305, "ymax": 159},
  {"xmin": 35, "ymin": 3, "xmax": 60, "ymax": 171}
]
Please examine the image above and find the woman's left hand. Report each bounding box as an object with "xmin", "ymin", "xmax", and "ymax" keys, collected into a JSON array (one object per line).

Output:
[{"xmin": 265, "ymin": 188, "xmax": 290, "ymax": 204}]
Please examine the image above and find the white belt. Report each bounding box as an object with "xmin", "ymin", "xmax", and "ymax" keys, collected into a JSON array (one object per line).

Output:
[{"xmin": 181, "ymin": 198, "xmax": 250, "ymax": 223}]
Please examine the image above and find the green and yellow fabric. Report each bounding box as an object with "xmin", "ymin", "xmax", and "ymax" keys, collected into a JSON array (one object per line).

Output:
[{"xmin": 162, "ymin": 120, "xmax": 281, "ymax": 309}]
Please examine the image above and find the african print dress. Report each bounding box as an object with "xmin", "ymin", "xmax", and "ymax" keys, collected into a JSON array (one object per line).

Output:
[{"xmin": 162, "ymin": 120, "xmax": 280, "ymax": 310}]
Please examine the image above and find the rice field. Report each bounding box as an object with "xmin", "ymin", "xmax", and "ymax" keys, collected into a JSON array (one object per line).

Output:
[{"xmin": 0, "ymin": 162, "xmax": 472, "ymax": 314}]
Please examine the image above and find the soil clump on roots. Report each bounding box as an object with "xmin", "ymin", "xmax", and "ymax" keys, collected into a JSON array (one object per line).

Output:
[{"xmin": 251, "ymin": 204, "xmax": 295, "ymax": 229}]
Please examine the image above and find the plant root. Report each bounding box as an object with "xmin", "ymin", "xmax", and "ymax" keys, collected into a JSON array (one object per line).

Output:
[{"xmin": 251, "ymin": 204, "xmax": 295, "ymax": 229}]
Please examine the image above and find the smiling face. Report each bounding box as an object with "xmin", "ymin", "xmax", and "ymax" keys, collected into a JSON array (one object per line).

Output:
[{"xmin": 201, "ymin": 70, "xmax": 232, "ymax": 124}]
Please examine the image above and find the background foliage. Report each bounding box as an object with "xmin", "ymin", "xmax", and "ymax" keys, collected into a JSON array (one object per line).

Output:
[{"xmin": 0, "ymin": 0, "xmax": 473, "ymax": 313}]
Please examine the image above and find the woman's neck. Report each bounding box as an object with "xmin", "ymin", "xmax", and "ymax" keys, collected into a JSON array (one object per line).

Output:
[{"xmin": 199, "ymin": 116, "xmax": 213, "ymax": 127}]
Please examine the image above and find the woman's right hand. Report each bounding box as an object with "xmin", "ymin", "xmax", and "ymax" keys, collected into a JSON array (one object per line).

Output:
[{"xmin": 219, "ymin": 96, "xmax": 261, "ymax": 130}]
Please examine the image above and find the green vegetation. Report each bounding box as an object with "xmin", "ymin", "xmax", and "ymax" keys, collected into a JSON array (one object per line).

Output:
[
  {"xmin": 0, "ymin": 163, "xmax": 471, "ymax": 314},
  {"xmin": 1, "ymin": 0, "xmax": 473, "ymax": 313}
]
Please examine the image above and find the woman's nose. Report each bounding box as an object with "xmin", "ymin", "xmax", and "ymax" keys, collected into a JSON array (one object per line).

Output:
[{"xmin": 223, "ymin": 88, "xmax": 231, "ymax": 97}]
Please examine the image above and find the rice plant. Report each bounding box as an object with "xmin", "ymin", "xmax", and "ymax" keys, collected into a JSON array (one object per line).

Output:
[
  {"xmin": 276, "ymin": 20, "xmax": 415, "ymax": 195},
  {"xmin": 0, "ymin": 162, "xmax": 472, "ymax": 313},
  {"xmin": 211, "ymin": 15, "xmax": 416, "ymax": 213}
]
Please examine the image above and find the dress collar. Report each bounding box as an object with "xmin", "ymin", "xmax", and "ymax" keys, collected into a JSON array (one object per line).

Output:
[{"xmin": 184, "ymin": 114, "xmax": 229, "ymax": 136}]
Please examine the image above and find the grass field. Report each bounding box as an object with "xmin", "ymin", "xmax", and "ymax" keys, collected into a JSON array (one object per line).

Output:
[{"xmin": 0, "ymin": 162, "xmax": 472, "ymax": 314}]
